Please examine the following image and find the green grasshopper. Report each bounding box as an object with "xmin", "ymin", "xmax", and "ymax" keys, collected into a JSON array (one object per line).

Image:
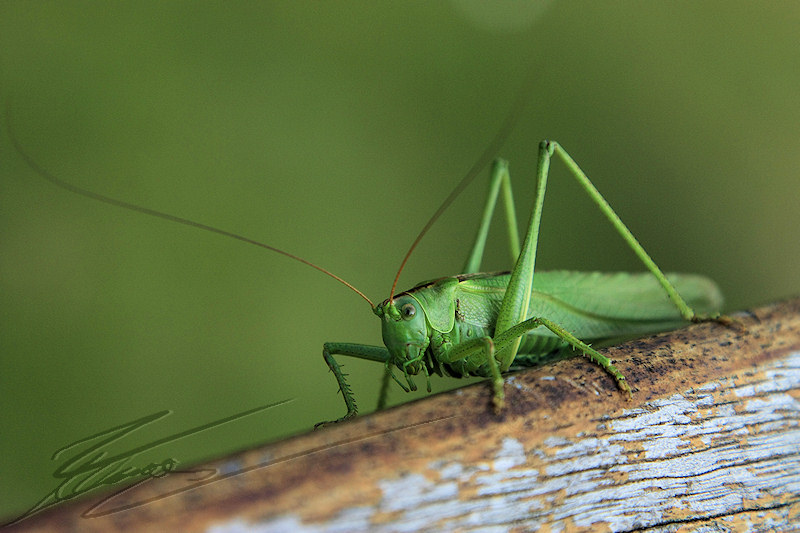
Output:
[
  {"xmin": 11, "ymin": 124, "xmax": 722, "ymax": 427},
  {"xmin": 319, "ymin": 142, "xmax": 722, "ymax": 425}
]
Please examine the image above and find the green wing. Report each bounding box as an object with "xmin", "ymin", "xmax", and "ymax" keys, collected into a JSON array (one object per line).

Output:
[
  {"xmin": 531, "ymin": 270, "xmax": 722, "ymax": 339},
  {"xmin": 531, "ymin": 271, "xmax": 722, "ymax": 319},
  {"xmin": 456, "ymin": 270, "xmax": 723, "ymax": 341}
]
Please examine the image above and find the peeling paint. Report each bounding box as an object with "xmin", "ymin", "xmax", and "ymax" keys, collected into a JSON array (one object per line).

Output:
[
  {"xmin": 248, "ymin": 350, "xmax": 800, "ymax": 532},
  {"xmin": 492, "ymin": 437, "xmax": 526, "ymax": 471}
]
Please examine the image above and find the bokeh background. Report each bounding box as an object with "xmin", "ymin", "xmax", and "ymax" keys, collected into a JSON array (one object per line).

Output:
[{"xmin": 2, "ymin": 1, "xmax": 798, "ymax": 520}]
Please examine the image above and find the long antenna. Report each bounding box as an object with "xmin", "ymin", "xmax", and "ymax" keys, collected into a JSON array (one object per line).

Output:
[
  {"xmin": 388, "ymin": 68, "xmax": 537, "ymax": 301},
  {"xmin": 6, "ymin": 108, "xmax": 375, "ymax": 309}
]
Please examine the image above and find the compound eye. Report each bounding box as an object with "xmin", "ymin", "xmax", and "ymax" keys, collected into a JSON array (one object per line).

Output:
[{"xmin": 400, "ymin": 303, "xmax": 416, "ymax": 319}]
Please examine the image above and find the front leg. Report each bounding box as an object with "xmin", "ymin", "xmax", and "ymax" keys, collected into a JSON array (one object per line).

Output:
[{"xmin": 315, "ymin": 343, "xmax": 391, "ymax": 428}]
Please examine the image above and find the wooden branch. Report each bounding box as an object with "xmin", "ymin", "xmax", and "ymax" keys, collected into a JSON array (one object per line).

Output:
[{"xmin": 7, "ymin": 298, "xmax": 800, "ymax": 532}]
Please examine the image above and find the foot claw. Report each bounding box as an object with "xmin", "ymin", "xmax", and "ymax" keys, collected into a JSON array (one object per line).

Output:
[
  {"xmin": 693, "ymin": 313, "xmax": 748, "ymax": 334},
  {"xmin": 314, "ymin": 412, "xmax": 356, "ymax": 429},
  {"xmin": 619, "ymin": 378, "xmax": 633, "ymax": 401},
  {"xmin": 492, "ymin": 393, "xmax": 505, "ymax": 414}
]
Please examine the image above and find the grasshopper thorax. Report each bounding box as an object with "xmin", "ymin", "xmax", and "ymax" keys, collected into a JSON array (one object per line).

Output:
[{"xmin": 374, "ymin": 295, "xmax": 430, "ymax": 375}]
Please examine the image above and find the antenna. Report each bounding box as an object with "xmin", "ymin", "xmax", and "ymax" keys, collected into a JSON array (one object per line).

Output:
[
  {"xmin": 388, "ymin": 68, "xmax": 536, "ymax": 301},
  {"xmin": 6, "ymin": 107, "xmax": 375, "ymax": 309}
]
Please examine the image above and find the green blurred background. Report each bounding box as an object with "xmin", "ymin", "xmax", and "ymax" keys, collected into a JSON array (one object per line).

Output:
[{"xmin": 2, "ymin": 1, "xmax": 798, "ymax": 520}]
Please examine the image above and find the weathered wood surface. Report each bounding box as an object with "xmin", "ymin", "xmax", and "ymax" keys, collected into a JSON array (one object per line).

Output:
[{"xmin": 7, "ymin": 298, "xmax": 800, "ymax": 532}]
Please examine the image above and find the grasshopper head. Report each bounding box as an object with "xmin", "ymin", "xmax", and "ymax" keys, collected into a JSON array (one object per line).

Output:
[{"xmin": 375, "ymin": 294, "xmax": 430, "ymax": 375}]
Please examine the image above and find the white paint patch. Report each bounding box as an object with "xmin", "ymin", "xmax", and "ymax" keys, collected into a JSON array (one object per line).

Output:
[{"xmin": 492, "ymin": 437, "xmax": 526, "ymax": 471}]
